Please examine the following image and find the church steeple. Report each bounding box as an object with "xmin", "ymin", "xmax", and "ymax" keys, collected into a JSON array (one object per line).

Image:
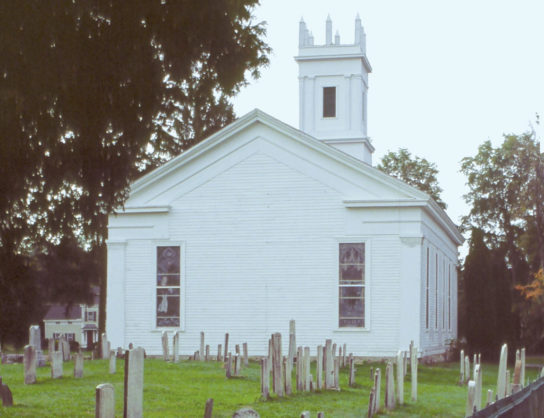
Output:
[{"xmin": 295, "ymin": 15, "xmax": 374, "ymax": 164}]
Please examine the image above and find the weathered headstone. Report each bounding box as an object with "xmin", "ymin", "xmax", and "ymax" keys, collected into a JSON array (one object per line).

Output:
[
  {"xmin": 300, "ymin": 412, "xmax": 310, "ymax": 418},
  {"xmin": 243, "ymin": 342, "xmax": 248, "ymax": 367},
  {"xmin": 465, "ymin": 380, "xmax": 476, "ymax": 418},
  {"xmin": 506, "ymin": 369, "xmax": 511, "ymax": 396},
  {"xmin": 521, "ymin": 347, "xmax": 526, "ymax": 387},
  {"xmin": 385, "ymin": 361, "xmax": 395, "ymax": 410},
  {"xmin": 283, "ymin": 356, "xmax": 292, "ymax": 395},
  {"xmin": 124, "ymin": 346, "xmax": 144, "ymax": 418},
  {"xmin": 396, "ymin": 350, "xmax": 404, "ymax": 405},
  {"xmin": 368, "ymin": 388, "xmax": 376, "ymax": 418},
  {"xmin": 217, "ymin": 344, "xmax": 222, "ymax": 362},
  {"xmin": 96, "ymin": 383, "xmax": 115, "ymax": 418},
  {"xmin": 74, "ymin": 352, "xmax": 84, "ymax": 378},
  {"xmin": 200, "ymin": 332, "xmax": 205, "ymax": 362},
  {"xmin": 303, "ymin": 347, "xmax": 311, "ymax": 391},
  {"xmin": 24, "ymin": 345, "xmax": 37, "ymax": 384},
  {"xmin": 204, "ymin": 398, "xmax": 213, "ymax": 418},
  {"xmin": 161, "ymin": 331, "xmax": 169, "ymax": 361},
  {"xmin": 486, "ymin": 389, "xmax": 493, "ymax": 406},
  {"xmin": 373, "ymin": 368, "xmax": 381, "ymax": 414},
  {"xmin": 288, "ymin": 319, "xmax": 296, "ymax": 368},
  {"xmin": 101, "ymin": 333, "xmax": 110, "ymax": 360},
  {"xmin": 205, "ymin": 345, "xmax": 210, "ymax": 362},
  {"xmin": 271, "ymin": 332, "xmax": 284, "ymax": 397},
  {"xmin": 51, "ymin": 351, "xmax": 63, "ymax": 379},
  {"xmin": 109, "ymin": 350, "xmax": 116, "ymax": 374},
  {"xmin": 28, "ymin": 325, "xmax": 45, "ymax": 366},
  {"xmin": 226, "ymin": 353, "xmax": 232, "ymax": 378},
  {"xmin": 348, "ymin": 355, "xmax": 355, "ymax": 387},
  {"xmin": 333, "ymin": 357, "xmax": 340, "ymax": 389},
  {"xmin": 316, "ymin": 344, "xmax": 323, "ymax": 390},
  {"xmin": 48, "ymin": 339, "xmax": 54, "ymax": 361},
  {"xmin": 234, "ymin": 354, "xmax": 241, "ymax": 376},
  {"xmin": 296, "ymin": 346, "xmax": 303, "ymax": 391},
  {"xmin": 342, "ymin": 343, "xmax": 347, "ymax": 368},
  {"xmin": 464, "ymin": 356, "xmax": 470, "ymax": 383},
  {"xmin": 459, "ymin": 349, "xmax": 465, "ymax": 384},
  {"xmin": 61, "ymin": 338, "xmax": 70, "ymax": 362},
  {"xmin": 172, "ymin": 331, "xmax": 180, "ymax": 363},
  {"xmin": 474, "ymin": 363, "xmax": 482, "ymax": 411},
  {"xmin": 317, "ymin": 412, "xmax": 324, "ymax": 418},
  {"xmin": 411, "ymin": 345, "xmax": 418, "ymax": 401},
  {"xmin": 261, "ymin": 358, "xmax": 269, "ymax": 399},
  {"xmin": 0, "ymin": 377, "xmax": 14, "ymax": 407},
  {"xmin": 324, "ymin": 339, "xmax": 334, "ymax": 389},
  {"xmin": 117, "ymin": 347, "xmax": 124, "ymax": 358},
  {"xmin": 224, "ymin": 333, "xmax": 229, "ymax": 366},
  {"xmin": 497, "ymin": 343, "xmax": 508, "ymax": 400},
  {"xmin": 232, "ymin": 407, "xmax": 260, "ymax": 417}
]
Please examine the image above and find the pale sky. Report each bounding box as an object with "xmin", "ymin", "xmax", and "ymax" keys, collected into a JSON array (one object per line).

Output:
[{"xmin": 233, "ymin": 0, "xmax": 544, "ymax": 252}]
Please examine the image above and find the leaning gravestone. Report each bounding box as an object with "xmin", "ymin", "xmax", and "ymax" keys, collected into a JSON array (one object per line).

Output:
[
  {"xmin": 74, "ymin": 352, "xmax": 84, "ymax": 378},
  {"xmin": 24, "ymin": 345, "xmax": 37, "ymax": 384},
  {"xmin": 124, "ymin": 346, "xmax": 144, "ymax": 418},
  {"xmin": 61, "ymin": 338, "xmax": 70, "ymax": 361},
  {"xmin": 51, "ymin": 351, "xmax": 63, "ymax": 379},
  {"xmin": 28, "ymin": 325, "xmax": 46, "ymax": 366},
  {"xmin": 0, "ymin": 377, "xmax": 14, "ymax": 407},
  {"xmin": 109, "ymin": 351, "xmax": 116, "ymax": 374},
  {"xmin": 497, "ymin": 344, "xmax": 508, "ymax": 400},
  {"xmin": 172, "ymin": 331, "xmax": 180, "ymax": 363},
  {"xmin": 96, "ymin": 383, "xmax": 115, "ymax": 418}
]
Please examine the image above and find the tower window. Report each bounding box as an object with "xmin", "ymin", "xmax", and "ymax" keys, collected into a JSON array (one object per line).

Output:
[{"xmin": 323, "ymin": 87, "xmax": 336, "ymax": 118}]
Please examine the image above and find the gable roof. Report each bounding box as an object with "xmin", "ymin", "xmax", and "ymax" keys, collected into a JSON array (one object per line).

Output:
[
  {"xmin": 121, "ymin": 109, "xmax": 463, "ymax": 245},
  {"xmin": 43, "ymin": 304, "xmax": 82, "ymax": 321}
]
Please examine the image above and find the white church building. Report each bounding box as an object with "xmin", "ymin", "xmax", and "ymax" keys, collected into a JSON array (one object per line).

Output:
[{"xmin": 106, "ymin": 16, "xmax": 463, "ymax": 358}]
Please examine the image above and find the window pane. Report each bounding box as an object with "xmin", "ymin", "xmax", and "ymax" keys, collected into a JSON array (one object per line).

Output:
[
  {"xmin": 157, "ymin": 317, "xmax": 180, "ymax": 327},
  {"xmin": 157, "ymin": 274, "xmax": 180, "ymax": 287},
  {"xmin": 340, "ymin": 286, "xmax": 363, "ymax": 298},
  {"xmin": 340, "ymin": 265, "xmax": 363, "ymax": 283},
  {"xmin": 323, "ymin": 87, "xmax": 336, "ymax": 117},
  {"xmin": 339, "ymin": 243, "xmax": 364, "ymax": 264},
  {"xmin": 339, "ymin": 318, "xmax": 364, "ymax": 327},
  {"xmin": 157, "ymin": 295, "xmax": 180, "ymax": 317},
  {"xmin": 157, "ymin": 288, "xmax": 180, "ymax": 296},
  {"xmin": 157, "ymin": 246, "xmax": 180, "ymax": 274},
  {"xmin": 339, "ymin": 297, "xmax": 364, "ymax": 318}
]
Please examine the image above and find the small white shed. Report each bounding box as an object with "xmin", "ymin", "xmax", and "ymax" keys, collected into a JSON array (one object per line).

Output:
[{"xmin": 106, "ymin": 16, "xmax": 463, "ymax": 358}]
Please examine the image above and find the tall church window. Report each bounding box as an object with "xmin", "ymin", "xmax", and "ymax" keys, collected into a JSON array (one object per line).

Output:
[
  {"xmin": 425, "ymin": 247, "xmax": 430, "ymax": 329},
  {"xmin": 339, "ymin": 243, "xmax": 365, "ymax": 328},
  {"xmin": 156, "ymin": 246, "xmax": 180, "ymax": 327},
  {"xmin": 323, "ymin": 87, "xmax": 336, "ymax": 117}
]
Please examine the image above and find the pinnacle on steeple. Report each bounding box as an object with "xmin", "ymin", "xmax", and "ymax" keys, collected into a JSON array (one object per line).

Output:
[
  {"xmin": 326, "ymin": 14, "xmax": 332, "ymax": 45},
  {"xmin": 299, "ymin": 17, "xmax": 308, "ymax": 47},
  {"xmin": 334, "ymin": 30, "xmax": 340, "ymax": 45}
]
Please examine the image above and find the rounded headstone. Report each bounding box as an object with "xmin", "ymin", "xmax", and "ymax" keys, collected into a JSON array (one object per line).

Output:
[{"xmin": 232, "ymin": 407, "xmax": 260, "ymax": 418}]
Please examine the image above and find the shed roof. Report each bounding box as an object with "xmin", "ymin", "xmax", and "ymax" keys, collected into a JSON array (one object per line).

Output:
[{"xmin": 43, "ymin": 304, "xmax": 82, "ymax": 320}]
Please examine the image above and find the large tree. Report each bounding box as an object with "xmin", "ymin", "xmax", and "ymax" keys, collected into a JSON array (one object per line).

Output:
[
  {"xmin": 378, "ymin": 148, "xmax": 447, "ymax": 209},
  {"xmin": 460, "ymin": 129, "xmax": 544, "ymax": 349},
  {"xmin": 0, "ymin": 1, "xmax": 270, "ymax": 346}
]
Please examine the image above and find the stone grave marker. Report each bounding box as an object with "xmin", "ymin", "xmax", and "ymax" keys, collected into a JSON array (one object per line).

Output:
[
  {"xmin": 217, "ymin": 344, "xmax": 222, "ymax": 362},
  {"xmin": 124, "ymin": 346, "xmax": 144, "ymax": 418},
  {"xmin": 226, "ymin": 353, "xmax": 232, "ymax": 378},
  {"xmin": 271, "ymin": 332, "xmax": 283, "ymax": 397},
  {"xmin": 465, "ymin": 380, "xmax": 476, "ymax": 417},
  {"xmin": 316, "ymin": 344, "xmax": 323, "ymax": 390},
  {"xmin": 373, "ymin": 368, "xmax": 381, "ymax": 414},
  {"xmin": 96, "ymin": 383, "xmax": 115, "ymax": 418},
  {"xmin": 348, "ymin": 355, "xmax": 355, "ymax": 387},
  {"xmin": 233, "ymin": 407, "xmax": 260, "ymax": 417},
  {"xmin": 109, "ymin": 350, "xmax": 116, "ymax": 374},
  {"xmin": 288, "ymin": 319, "xmax": 296, "ymax": 368},
  {"xmin": 204, "ymin": 398, "xmax": 213, "ymax": 418},
  {"xmin": 200, "ymin": 332, "xmax": 205, "ymax": 362},
  {"xmin": 459, "ymin": 349, "xmax": 465, "ymax": 384},
  {"xmin": 61, "ymin": 338, "xmax": 70, "ymax": 362},
  {"xmin": 283, "ymin": 356, "xmax": 292, "ymax": 395},
  {"xmin": 497, "ymin": 343, "xmax": 508, "ymax": 399},
  {"xmin": 261, "ymin": 358, "xmax": 269, "ymax": 399},
  {"xmin": 303, "ymin": 347, "xmax": 311, "ymax": 391},
  {"xmin": 0, "ymin": 377, "xmax": 14, "ymax": 407},
  {"xmin": 521, "ymin": 347, "xmax": 526, "ymax": 387},
  {"xmin": 410, "ymin": 345, "xmax": 418, "ymax": 401},
  {"xmin": 74, "ymin": 352, "xmax": 84, "ymax": 378},
  {"xmin": 205, "ymin": 345, "xmax": 210, "ymax": 362},
  {"xmin": 224, "ymin": 333, "xmax": 229, "ymax": 365},
  {"xmin": 48, "ymin": 339, "xmax": 54, "ymax": 361},
  {"xmin": 333, "ymin": 357, "xmax": 339, "ymax": 389},
  {"xmin": 474, "ymin": 363, "xmax": 482, "ymax": 411},
  {"xmin": 324, "ymin": 339, "xmax": 334, "ymax": 389},
  {"xmin": 161, "ymin": 331, "xmax": 169, "ymax": 361},
  {"xmin": 24, "ymin": 345, "xmax": 37, "ymax": 384},
  {"xmin": 51, "ymin": 351, "xmax": 63, "ymax": 379},
  {"xmin": 243, "ymin": 342, "xmax": 248, "ymax": 366},
  {"xmin": 28, "ymin": 325, "xmax": 46, "ymax": 366},
  {"xmin": 385, "ymin": 361, "xmax": 395, "ymax": 410},
  {"xmin": 396, "ymin": 350, "xmax": 404, "ymax": 405},
  {"xmin": 172, "ymin": 331, "xmax": 180, "ymax": 363},
  {"xmin": 296, "ymin": 346, "xmax": 303, "ymax": 391}
]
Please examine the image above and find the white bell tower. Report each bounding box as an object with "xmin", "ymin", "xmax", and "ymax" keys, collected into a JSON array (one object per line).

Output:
[{"xmin": 295, "ymin": 14, "xmax": 374, "ymax": 164}]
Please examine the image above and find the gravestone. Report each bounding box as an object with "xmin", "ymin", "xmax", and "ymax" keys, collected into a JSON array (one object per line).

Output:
[
  {"xmin": 224, "ymin": 333, "xmax": 229, "ymax": 365},
  {"xmin": 217, "ymin": 344, "xmax": 222, "ymax": 362},
  {"xmin": 296, "ymin": 346, "xmax": 303, "ymax": 391},
  {"xmin": 24, "ymin": 345, "xmax": 37, "ymax": 384},
  {"xmin": 410, "ymin": 345, "xmax": 418, "ymax": 401},
  {"xmin": 271, "ymin": 333, "xmax": 283, "ymax": 397},
  {"xmin": 464, "ymin": 356, "xmax": 470, "ymax": 383},
  {"xmin": 161, "ymin": 331, "xmax": 169, "ymax": 361},
  {"xmin": 333, "ymin": 358, "xmax": 339, "ymax": 389},
  {"xmin": 373, "ymin": 368, "xmax": 381, "ymax": 414},
  {"xmin": 324, "ymin": 339, "xmax": 334, "ymax": 389},
  {"xmin": 109, "ymin": 350, "xmax": 116, "ymax": 374},
  {"xmin": 288, "ymin": 320, "xmax": 296, "ymax": 368},
  {"xmin": 396, "ymin": 350, "xmax": 404, "ymax": 405},
  {"xmin": 61, "ymin": 338, "xmax": 70, "ymax": 362},
  {"xmin": 204, "ymin": 398, "xmax": 213, "ymax": 418},
  {"xmin": 303, "ymin": 347, "xmax": 311, "ymax": 391},
  {"xmin": 124, "ymin": 346, "xmax": 144, "ymax": 418},
  {"xmin": 497, "ymin": 343, "xmax": 508, "ymax": 400},
  {"xmin": 521, "ymin": 347, "xmax": 526, "ymax": 387},
  {"xmin": 474, "ymin": 364, "xmax": 482, "ymax": 411},
  {"xmin": 172, "ymin": 331, "xmax": 180, "ymax": 363},
  {"xmin": 0, "ymin": 377, "xmax": 14, "ymax": 407},
  {"xmin": 96, "ymin": 383, "xmax": 115, "ymax": 418},
  {"xmin": 260, "ymin": 358, "xmax": 269, "ymax": 399},
  {"xmin": 205, "ymin": 345, "xmax": 210, "ymax": 362},
  {"xmin": 74, "ymin": 352, "xmax": 84, "ymax": 378},
  {"xmin": 101, "ymin": 333, "xmax": 110, "ymax": 360},
  {"xmin": 51, "ymin": 351, "xmax": 63, "ymax": 379},
  {"xmin": 226, "ymin": 353, "xmax": 232, "ymax": 378},
  {"xmin": 200, "ymin": 332, "xmax": 205, "ymax": 362},
  {"xmin": 316, "ymin": 344, "xmax": 323, "ymax": 389},
  {"xmin": 232, "ymin": 407, "xmax": 260, "ymax": 418},
  {"xmin": 28, "ymin": 325, "xmax": 46, "ymax": 366},
  {"xmin": 243, "ymin": 342, "xmax": 248, "ymax": 367},
  {"xmin": 234, "ymin": 354, "xmax": 241, "ymax": 376},
  {"xmin": 48, "ymin": 339, "xmax": 54, "ymax": 361},
  {"xmin": 117, "ymin": 347, "xmax": 124, "ymax": 358},
  {"xmin": 459, "ymin": 349, "xmax": 465, "ymax": 384},
  {"xmin": 348, "ymin": 355, "xmax": 355, "ymax": 387},
  {"xmin": 385, "ymin": 361, "xmax": 395, "ymax": 410},
  {"xmin": 300, "ymin": 412, "xmax": 310, "ymax": 418},
  {"xmin": 283, "ymin": 356, "xmax": 292, "ymax": 395},
  {"xmin": 465, "ymin": 380, "xmax": 476, "ymax": 417}
]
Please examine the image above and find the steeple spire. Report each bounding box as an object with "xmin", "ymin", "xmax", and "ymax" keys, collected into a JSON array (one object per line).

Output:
[{"xmin": 326, "ymin": 14, "xmax": 332, "ymax": 45}]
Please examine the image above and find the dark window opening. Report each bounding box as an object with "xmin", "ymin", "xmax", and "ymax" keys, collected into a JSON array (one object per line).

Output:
[{"xmin": 323, "ymin": 87, "xmax": 336, "ymax": 117}]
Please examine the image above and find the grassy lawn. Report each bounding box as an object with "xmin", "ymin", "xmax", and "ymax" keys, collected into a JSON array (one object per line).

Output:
[{"xmin": 0, "ymin": 355, "xmax": 542, "ymax": 417}]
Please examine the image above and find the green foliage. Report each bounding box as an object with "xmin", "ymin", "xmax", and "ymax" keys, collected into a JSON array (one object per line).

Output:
[
  {"xmin": 378, "ymin": 148, "xmax": 446, "ymax": 209},
  {"xmin": 0, "ymin": 1, "xmax": 270, "ymax": 346},
  {"xmin": 461, "ymin": 228, "xmax": 515, "ymax": 359},
  {"xmin": 460, "ymin": 129, "xmax": 544, "ymax": 349}
]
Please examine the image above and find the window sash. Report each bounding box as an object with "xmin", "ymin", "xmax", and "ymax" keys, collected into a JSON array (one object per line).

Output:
[
  {"xmin": 156, "ymin": 246, "xmax": 181, "ymax": 327},
  {"xmin": 339, "ymin": 243, "xmax": 365, "ymax": 328}
]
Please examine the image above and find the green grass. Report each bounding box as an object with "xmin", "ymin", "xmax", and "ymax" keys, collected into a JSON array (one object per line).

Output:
[{"xmin": 0, "ymin": 356, "xmax": 542, "ymax": 417}]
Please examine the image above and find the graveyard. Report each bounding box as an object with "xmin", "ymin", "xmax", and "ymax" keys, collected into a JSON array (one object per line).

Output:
[{"xmin": 1, "ymin": 335, "xmax": 543, "ymax": 417}]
